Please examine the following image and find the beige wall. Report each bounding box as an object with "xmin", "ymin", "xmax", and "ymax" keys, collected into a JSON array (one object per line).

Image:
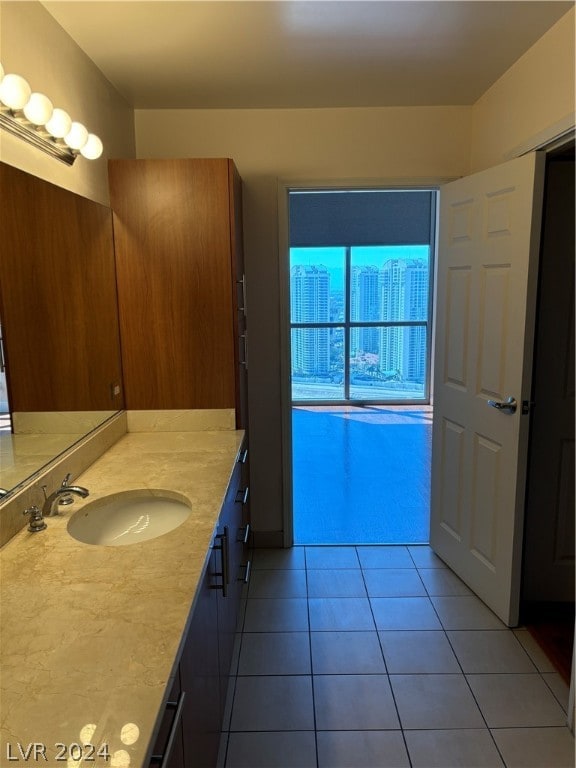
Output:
[
  {"xmin": 0, "ymin": 1, "xmax": 135, "ymax": 204},
  {"xmin": 136, "ymin": 106, "xmax": 471, "ymax": 180},
  {"xmin": 136, "ymin": 106, "xmax": 472, "ymax": 536},
  {"xmin": 470, "ymin": 7, "xmax": 575, "ymax": 173}
]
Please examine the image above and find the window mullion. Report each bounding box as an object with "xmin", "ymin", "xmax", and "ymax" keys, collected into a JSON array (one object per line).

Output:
[
  {"xmin": 344, "ymin": 246, "xmax": 351, "ymax": 401},
  {"xmin": 348, "ymin": 321, "xmax": 428, "ymax": 329}
]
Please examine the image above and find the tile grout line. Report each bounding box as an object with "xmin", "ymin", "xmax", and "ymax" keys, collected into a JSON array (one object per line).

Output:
[
  {"xmin": 437, "ymin": 608, "xmax": 511, "ymax": 767},
  {"xmin": 228, "ymin": 548, "xmax": 572, "ymax": 767},
  {"xmin": 365, "ymin": 555, "xmax": 416, "ymax": 767},
  {"xmin": 303, "ymin": 550, "xmax": 321, "ymax": 768},
  {"xmin": 361, "ymin": 546, "xmax": 502, "ymax": 766}
]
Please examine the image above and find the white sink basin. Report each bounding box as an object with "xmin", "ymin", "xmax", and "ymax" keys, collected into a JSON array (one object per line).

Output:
[{"xmin": 67, "ymin": 490, "xmax": 192, "ymax": 546}]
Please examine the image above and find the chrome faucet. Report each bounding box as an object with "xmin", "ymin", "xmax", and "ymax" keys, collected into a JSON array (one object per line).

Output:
[{"xmin": 42, "ymin": 475, "xmax": 89, "ymax": 517}]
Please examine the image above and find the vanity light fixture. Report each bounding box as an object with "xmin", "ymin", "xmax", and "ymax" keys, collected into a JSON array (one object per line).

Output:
[{"xmin": 0, "ymin": 63, "xmax": 103, "ymax": 165}]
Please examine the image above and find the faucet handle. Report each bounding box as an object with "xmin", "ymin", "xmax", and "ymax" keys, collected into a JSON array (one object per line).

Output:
[
  {"xmin": 23, "ymin": 505, "xmax": 47, "ymax": 533},
  {"xmin": 41, "ymin": 475, "xmax": 74, "ymax": 508},
  {"xmin": 58, "ymin": 473, "xmax": 74, "ymax": 506}
]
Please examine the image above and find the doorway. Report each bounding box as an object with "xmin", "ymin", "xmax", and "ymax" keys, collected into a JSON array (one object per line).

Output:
[
  {"xmin": 279, "ymin": 147, "xmax": 574, "ymax": 709},
  {"xmin": 520, "ymin": 141, "xmax": 575, "ymax": 684},
  {"xmin": 284, "ymin": 187, "xmax": 437, "ymax": 546}
]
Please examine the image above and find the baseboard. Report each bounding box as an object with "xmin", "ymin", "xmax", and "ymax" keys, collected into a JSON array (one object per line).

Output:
[{"xmin": 252, "ymin": 530, "xmax": 285, "ymax": 548}]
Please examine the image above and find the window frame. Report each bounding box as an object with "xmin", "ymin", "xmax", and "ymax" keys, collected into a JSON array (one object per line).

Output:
[{"xmin": 288, "ymin": 193, "xmax": 437, "ymax": 406}]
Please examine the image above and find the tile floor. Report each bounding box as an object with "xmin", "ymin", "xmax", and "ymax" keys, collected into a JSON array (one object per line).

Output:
[{"xmin": 219, "ymin": 546, "xmax": 574, "ymax": 768}]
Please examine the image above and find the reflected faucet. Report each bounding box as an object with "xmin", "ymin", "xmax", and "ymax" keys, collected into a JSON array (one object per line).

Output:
[{"xmin": 42, "ymin": 476, "xmax": 89, "ymax": 517}]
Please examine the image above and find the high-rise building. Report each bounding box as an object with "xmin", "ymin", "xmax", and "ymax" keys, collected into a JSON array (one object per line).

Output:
[
  {"xmin": 290, "ymin": 265, "xmax": 331, "ymax": 376},
  {"xmin": 350, "ymin": 266, "xmax": 380, "ymax": 355},
  {"xmin": 379, "ymin": 258, "xmax": 428, "ymax": 381},
  {"xmin": 403, "ymin": 260, "xmax": 428, "ymax": 381}
]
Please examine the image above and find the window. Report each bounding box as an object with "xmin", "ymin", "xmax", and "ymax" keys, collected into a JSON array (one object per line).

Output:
[{"xmin": 288, "ymin": 190, "xmax": 436, "ymax": 404}]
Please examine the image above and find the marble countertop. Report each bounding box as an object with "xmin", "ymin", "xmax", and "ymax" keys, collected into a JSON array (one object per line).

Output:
[{"xmin": 0, "ymin": 429, "xmax": 245, "ymax": 768}]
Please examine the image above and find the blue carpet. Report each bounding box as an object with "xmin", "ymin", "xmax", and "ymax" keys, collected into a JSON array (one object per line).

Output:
[{"xmin": 292, "ymin": 407, "xmax": 431, "ymax": 545}]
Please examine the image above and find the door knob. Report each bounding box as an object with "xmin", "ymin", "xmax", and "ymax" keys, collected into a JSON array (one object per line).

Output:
[{"xmin": 487, "ymin": 396, "xmax": 517, "ymax": 414}]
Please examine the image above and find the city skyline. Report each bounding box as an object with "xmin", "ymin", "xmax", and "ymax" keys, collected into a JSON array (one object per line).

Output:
[
  {"xmin": 290, "ymin": 245, "xmax": 430, "ymax": 291},
  {"xmin": 290, "ymin": 249, "xmax": 430, "ymax": 400}
]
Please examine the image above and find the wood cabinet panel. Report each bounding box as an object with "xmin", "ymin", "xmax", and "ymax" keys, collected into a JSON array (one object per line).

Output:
[
  {"xmin": 0, "ymin": 163, "xmax": 123, "ymax": 412},
  {"xmin": 108, "ymin": 159, "xmax": 243, "ymax": 414}
]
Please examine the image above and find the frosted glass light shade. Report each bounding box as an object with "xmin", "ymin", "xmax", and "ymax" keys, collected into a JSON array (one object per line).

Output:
[
  {"xmin": 80, "ymin": 133, "xmax": 103, "ymax": 160},
  {"xmin": 0, "ymin": 68, "xmax": 104, "ymax": 162},
  {"xmin": 23, "ymin": 92, "xmax": 53, "ymax": 125},
  {"xmin": 45, "ymin": 108, "xmax": 72, "ymax": 138},
  {"xmin": 0, "ymin": 73, "xmax": 31, "ymax": 110},
  {"xmin": 64, "ymin": 121, "xmax": 89, "ymax": 150}
]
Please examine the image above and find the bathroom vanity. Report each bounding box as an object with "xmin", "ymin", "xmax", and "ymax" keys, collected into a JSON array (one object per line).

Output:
[{"xmin": 0, "ymin": 428, "xmax": 249, "ymax": 768}]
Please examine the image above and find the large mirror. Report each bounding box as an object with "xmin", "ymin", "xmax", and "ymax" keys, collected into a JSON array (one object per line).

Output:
[{"xmin": 0, "ymin": 162, "xmax": 124, "ymax": 496}]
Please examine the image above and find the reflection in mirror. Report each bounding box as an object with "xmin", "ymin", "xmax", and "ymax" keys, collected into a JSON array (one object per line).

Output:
[
  {"xmin": 0, "ymin": 162, "xmax": 124, "ymax": 497},
  {"xmin": 0, "ymin": 411, "xmax": 118, "ymax": 493}
]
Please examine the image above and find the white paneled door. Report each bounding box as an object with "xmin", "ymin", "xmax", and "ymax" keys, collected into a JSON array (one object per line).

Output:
[{"xmin": 430, "ymin": 152, "xmax": 546, "ymax": 626}]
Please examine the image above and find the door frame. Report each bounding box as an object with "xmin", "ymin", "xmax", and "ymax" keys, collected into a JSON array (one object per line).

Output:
[
  {"xmin": 277, "ymin": 176, "xmax": 452, "ymax": 547},
  {"xmin": 528, "ymin": 131, "xmax": 575, "ymax": 733},
  {"xmin": 522, "ymin": 133, "xmax": 575, "ymax": 733}
]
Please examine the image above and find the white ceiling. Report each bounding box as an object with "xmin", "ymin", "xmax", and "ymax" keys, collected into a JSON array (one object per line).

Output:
[{"xmin": 42, "ymin": 1, "xmax": 573, "ymax": 109}]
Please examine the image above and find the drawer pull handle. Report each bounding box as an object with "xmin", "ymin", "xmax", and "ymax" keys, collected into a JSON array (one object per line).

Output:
[
  {"xmin": 235, "ymin": 487, "xmax": 249, "ymax": 506},
  {"xmin": 238, "ymin": 524, "xmax": 251, "ymax": 545},
  {"xmin": 150, "ymin": 691, "xmax": 186, "ymax": 767},
  {"xmin": 238, "ymin": 560, "xmax": 252, "ymax": 585},
  {"xmin": 239, "ymin": 333, "xmax": 248, "ymax": 369},
  {"xmin": 239, "ymin": 448, "xmax": 249, "ymax": 464},
  {"xmin": 211, "ymin": 530, "xmax": 229, "ymax": 596},
  {"xmin": 237, "ymin": 274, "xmax": 247, "ymax": 315}
]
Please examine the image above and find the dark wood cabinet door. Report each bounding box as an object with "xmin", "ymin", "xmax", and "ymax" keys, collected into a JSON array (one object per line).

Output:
[
  {"xmin": 216, "ymin": 446, "xmax": 251, "ymax": 712},
  {"xmin": 179, "ymin": 548, "xmax": 221, "ymax": 768}
]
